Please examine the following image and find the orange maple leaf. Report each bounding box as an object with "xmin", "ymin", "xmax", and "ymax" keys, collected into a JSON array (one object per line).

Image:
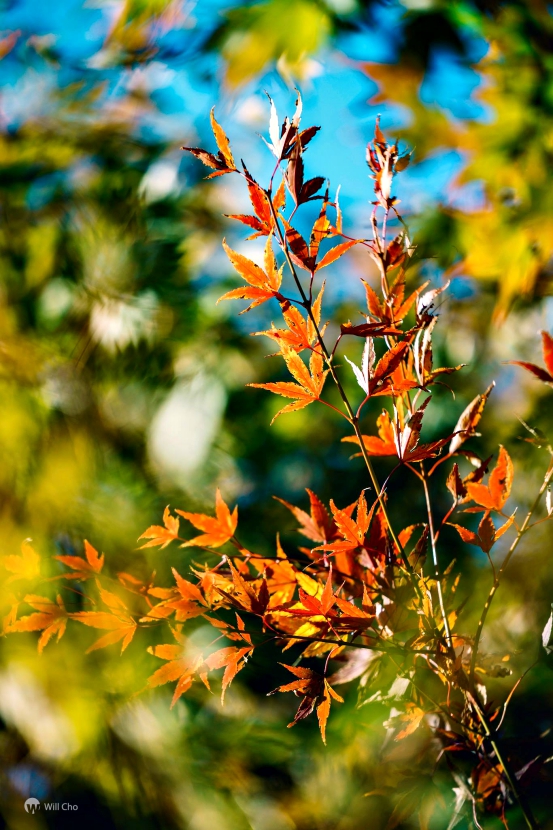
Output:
[
  {"xmin": 148, "ymin": 631, "xmax": 205, "ymax": 708},
  {"xmin": 54, "ymin": 540, "xmax": 104, "ymax": 579},
  {"xmin": 342, "ymin": 410, "xmax": 396, "ymax": 456},
  {"xmin": 7, "ymin": 594, "xmax": 68, "ymax": 653},
  {"xmin": 507, "ymin": 330, "xmax": 553, "ymax": 385},
  {"xmin": 181, "ymin": 107, "xmax": 235, "ymax": 178},
  {"xmin": 254, "ymin": 283, "xmax": 325, "ymax": 354},
  {"xmin": 203, "ymin": 644, "xmax": 253, "ymax": 702},
  {"xmin": 449, "ymin": 383, "xmax": 494, "ymax": 454},
  {"xmin": 449, "ymin": 511, "xmax": 515, "ymax": 553},
  {"xmin": 219, "ymin": 237, "xmax": 283, "ymax": 313},
  {"xmin": 465, "ymin": 446, "xmax": 514, "ymax": 511},
  {"xmin": 249, "ymin": 346, "xmax": 328, "ymax": 423},
  {"xmin": 275, "ymin": 488, "xmax": 338, "ymax": 543},
  {"xmin": 144, "ymin": 567, "xmax": 208, "ymax": 622},
  {"xmin": 138, "ymin": 506, "xmax": 180, "ymax": 550},
  {"xmin": 147, "ymin": 628, "xmax": 253, "ymax": 706},
  {"xmin": 210, "ymin": 107, "xmax": 235, "ymax": 170},
  {"xmin": 268, "ymin": 664, "xmax": 343, "ymax": 744},
  {"xmin": 282, "ymin": 204, "xmax": 357, "ymax": 273},
  {"xmin": 315, "ymin": 492, "xmax": 372, "ymax": 554},
  {"xmin": 386, "ymin": 702, "xmax": 426, "ymax": 741},
  {"xmin": 176, "ymin": 489, "xmax": 238, "ymax": 548},
  {"xmin": 249, "ymin": 541, "xmax": 298, "ymax": 607},
  {"xmin": 3, "ymin": 539, "xmax": 40, "ymax": 583},
  {"xmin": 71, "ymin": 586, "xmax": 137, "ymax": 653},
  {"xmin": 213, "ymin": 558, "xmax": 269, "ymax": 615},
  {"xmin": 226, "ymin": 164, "xmax": 275, "ymax": 238}
]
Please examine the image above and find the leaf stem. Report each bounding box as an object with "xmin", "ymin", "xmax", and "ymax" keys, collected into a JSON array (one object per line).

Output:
[{"xmin": 420, "ymin": 463, "xmax": 452, "ymax": 647}]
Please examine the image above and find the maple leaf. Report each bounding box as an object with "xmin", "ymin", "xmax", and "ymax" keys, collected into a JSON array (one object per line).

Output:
[
  {"xmin": 339, "ymin": 321, "xmax": 404, "ymax": 338},
  {"xmin": 465, "ymin": 446, "xmax": 514, "ymax": 511},
  {"xmin": 215, "ymin": 558, "xmax": 269, "ymax": 615},
  {"xmin": 446, "ymin": 463, "xmax": 467, "ymax": 501},
  {"xmin": 181, "ymin": 147, "xmax": 228, "ymax": 174},
  {"xmin": 243, "ymin": 167, "xmax": 271, "ymax": 226},
  {"xmin": 449, "ymin": 511, "xmax": 515, "ymax": 554},
  {"xmin": 249, "ymin": 346, "xmax": 328, "ymax": 423},
  {"xmin": 210, "ymin": 107, "xmax": 235, "ymax": 170},
  {"xmin": 171, "ymin": 568, "xmax": 207, "ymax": 607},
  {"xmin": 181, "ymin": 108, "xmax": 236, "ymax": 178},
  {"xmin": 54, "ymin": 540, "xmax": 104, "ymax": 579},
  {"xmin": 289, "ymin": 566, "xmax": 336, "ymax": 618},
  {"xmin": 282, "ymin": 218, "xmax": 311, "ymax": 271},
  {"xmin": 314, "ymin": 492, "xmax": 373, "ymax": 557},
  {"xmin": 7, "ymin": 594, "xmax": 68, "ymax": 653},
  {"xmin": 226, "ymin": 163, "xmax": 275, "ymax": 238},
  {"xmin": 392, "ymin": 397, "xmax": 452, "ymax": 463},
  {"xmin": 345, "ymin": 336, "xmax": 375, "ymax": 395},
  {"xmin": 219, "ymin": 237, "xmax": 283, "ymax": 312},
  {"xmin": 284, "ymin": 140, "xmax": 305, "ymax": 206},
  {"xmin": 3, "ymin": 539, "xmax": 40, "ymax": 583},
  {"xmin": 385, "ymin": 702, "xmax": 426, "ymax": 741},
  {"xmin": 361, "ymin": 276, "xmax": 428, "ymax": 327},
  {"xmin": 413, "ymin": 316, "xmax": 465, "ymax": 387},
  {"xmin": 283, "ymin": 568, "xmax": 374, "ymax": 633},
  {"xmin": 144, "ymin": 567, "xmax": 208, "ymax": 623},
  {"xmin": 249, "ymin": 541, "xmax": 298, "ymax": 607},
  {"xmin": 449, "ymin": 383, "xmax": 494, "ymax": 454},
  {"xmin": 309, "ymin": 198, "xmax": 333, "ymax": 260},
  {"xmin": 254, "ymin": 283, "xmax": 325, "ymax": 354},
  {"xmin": 71, "ymin": 586, "xmax": 137, "ymax": 653},
  {"xmin": 340, "ymin": 339, "xmax": 416, "ymax": 400},
  {"xmin": 416, "ymin": 282, "xmax": 450, "ymax": 323},
  {"xmin": 138, "ymin": 505, "xmax": 180, "ymax": 550},
  {"xmin": 332, "ymin": 596, "xmax": 374, "ymax": 632},
  {"xmin": 261, "ymin": 93, "xmax": 305, "ymax": 162},
  {"xmin": 342, "ymin": 410, "xmax": 396, "ymax": 456},
  {"xmin": 317, "ymin": 239, "xmax": 359, "ymax": 271},
  {"xmin": 268, "ymin": 664, "xmax": 343, "ymax": 744},
  {"xmin": 202, "ymin": 644, "xmax": 253, "ymax": 702},
  {"xmin": 2, "ymin": 593, "xmax": 19, "ymax": 633},
  {"xmin": 148, "ymin": 630, "xmax": 206, "ymax": 708},
  {"xmin": 148, "ymin": 628, "xmax": 253, "ymax": 706},
  {"xmin": 275, "ymin": 488, "xmax": 337, "ymax": 543},
  {"xmin": 176, "ymin": 489, "xmax": 238, "ymax": 548},
  {"xmin": 384, "ymin": 233, "xmax": 407, "ymax": 270},
  {"xmin": 371, "ymin": 341, "xmax": 411, "ymax": 394},
  {"xmin": 282, "ymin": 204, "xmax": 357, "ymax": 272},
  {"xmin": 507, "ymin": 330, "xmax": 553, "ymax": 385},
  {"xmin": 472, "ymin": 759, "xmax": 507, "ymax": 815}
]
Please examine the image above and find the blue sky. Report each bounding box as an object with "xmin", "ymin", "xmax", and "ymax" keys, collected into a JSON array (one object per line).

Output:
[{"xmin": 0, "ymin": 0, "xmax": 488, "ymax": 238}]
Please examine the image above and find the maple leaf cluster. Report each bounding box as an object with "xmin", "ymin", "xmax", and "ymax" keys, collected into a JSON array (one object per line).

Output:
[{"xmin": 4, "ymin": 98, "xmax": 553, "ymax": 830}]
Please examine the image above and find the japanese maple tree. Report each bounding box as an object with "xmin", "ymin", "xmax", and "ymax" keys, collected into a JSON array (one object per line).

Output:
[{"xmin": 5, "ymin": 97, "xmax": 553, "ymax": 830}]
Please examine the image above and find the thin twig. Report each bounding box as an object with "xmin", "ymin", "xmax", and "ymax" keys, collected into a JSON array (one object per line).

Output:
[
  {"xmin": 420, "ymin": 463, "xmax": 452, "ymax": 647},
  {"xmin": 470, "ymin": 455, "xmax": 553, "ymax": 688},
  {"xmin": 468, "ymin": 693, "xmax": 540, "ymax": 830}
]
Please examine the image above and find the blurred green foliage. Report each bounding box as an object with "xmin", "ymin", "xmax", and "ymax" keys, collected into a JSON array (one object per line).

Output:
[{"xmin": 1, "ymin": 1, "xmax": 553, "ymax": 829}]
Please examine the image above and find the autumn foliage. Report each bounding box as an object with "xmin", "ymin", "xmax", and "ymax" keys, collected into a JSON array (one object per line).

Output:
[{"xmin": 4, "ymin": 98, "xmax": 553, "ymax": 830}]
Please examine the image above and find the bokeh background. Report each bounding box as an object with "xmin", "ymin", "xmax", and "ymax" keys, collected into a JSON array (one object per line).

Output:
[{"xmin": 1, "ymin": 1, "xmax": 553, "ymax": 827}]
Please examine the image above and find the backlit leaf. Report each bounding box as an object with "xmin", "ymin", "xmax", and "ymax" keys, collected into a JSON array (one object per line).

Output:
[
  {"xmin": 3, "ymin": 540, "xmax": 40, "ymax": 583},
  {"xmin": 466, "ymin": 446, "xmax": 513, "ymax": 511},
  {"xmin": 138, "ymin": 506, "xmax": 180, "ymax": 550},
  {"xmin": 177, "ymin": 489, "xmax": 238, "ymax": 548}
]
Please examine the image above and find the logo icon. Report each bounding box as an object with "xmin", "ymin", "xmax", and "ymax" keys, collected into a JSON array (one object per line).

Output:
[{"xmin": 24, "ymin": 798, "xmax": 41, "ymax": 814}]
